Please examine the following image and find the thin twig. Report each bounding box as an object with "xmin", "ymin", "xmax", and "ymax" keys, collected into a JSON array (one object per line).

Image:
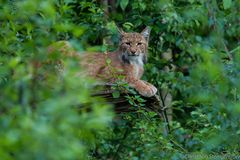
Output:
[
  {"xmin": 169, "ymin": 138, "xmax": 188, "ymax": 153},
  {"xmin": 229, "ymin": 46, "xmax": 240, "ymax": 54},
  {"xmin": 222, "ymin": 40, "xmax": 233, "ymax": 61},
  {"xmin": 159, "ymin": 89, "xmax": 170, "ymax": 134}
]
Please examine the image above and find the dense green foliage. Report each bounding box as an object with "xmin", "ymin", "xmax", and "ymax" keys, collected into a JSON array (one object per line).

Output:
[{"xmin": 1, "ymin": 0, "xmax": 240, "ymax": 159}]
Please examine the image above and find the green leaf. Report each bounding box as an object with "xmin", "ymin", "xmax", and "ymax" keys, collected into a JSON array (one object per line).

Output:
[
  {"xmin": 120, "ymin": 0, "xmax": 129, "ymax": 11},
  {"xmin": 106, "ymin": 58, "xmax": 111, "ymax": 64},
  {"xmin": 223, "ymin": 0, "xmax": 232, "ymax": 9},
  {"xmin": 123, "ymin": 22, "xmax": 133, "ymax": 30},
  {"xmin": 189, "ymin": 0, "xmax": 195, "ymax": 4},
  {"xmin": 112, "ymin": 91, "xmax": 120, "ymax": 98}
]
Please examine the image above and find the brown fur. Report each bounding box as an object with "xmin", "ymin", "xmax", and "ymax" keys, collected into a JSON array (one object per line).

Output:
[{"xmin": 48, "ymin": 27, "xmax": 157, "ymax": 97}]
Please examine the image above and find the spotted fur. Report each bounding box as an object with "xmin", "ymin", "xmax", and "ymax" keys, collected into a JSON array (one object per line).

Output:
[{"xmin": 49, "ymin": 27, "xmax": 157, "ymax": 97}]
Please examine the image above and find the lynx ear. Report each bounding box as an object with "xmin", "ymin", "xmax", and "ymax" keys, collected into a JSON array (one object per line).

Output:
[
  {"xmin": 141, "ymin": 27, "xmax": 151, "ymax": 42},
  {"xmin": 116, "ymin": 26, "xmax": 125, "ymax": 36}
]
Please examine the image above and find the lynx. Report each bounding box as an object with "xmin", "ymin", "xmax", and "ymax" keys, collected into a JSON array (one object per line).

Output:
[{"xmin": 48, "ymin": 27, "xmax": 157, "ymax": 97}]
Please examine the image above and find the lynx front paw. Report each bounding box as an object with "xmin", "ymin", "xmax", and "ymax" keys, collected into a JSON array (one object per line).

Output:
[{"xmin": 137, "ymin": 84, "xmax": 158, "ymax": 97}]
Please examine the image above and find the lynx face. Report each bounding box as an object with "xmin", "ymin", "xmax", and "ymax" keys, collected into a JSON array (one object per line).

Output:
[{"xmin": 119, "ymin": 27, "xmax": 150, "ymax": 66}]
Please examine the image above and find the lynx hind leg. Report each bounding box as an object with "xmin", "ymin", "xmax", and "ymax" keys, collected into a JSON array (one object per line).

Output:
[
  {"xmin": 45, "ymin": 41, "xmax": 80, "ymax": 75},
  {"xmin": 48, "ymin": 41, "xmax": 78, "ymax": 58},
  {"xmin": 133, "ymin": 80, "xmax": 158, "ymax": 97}
]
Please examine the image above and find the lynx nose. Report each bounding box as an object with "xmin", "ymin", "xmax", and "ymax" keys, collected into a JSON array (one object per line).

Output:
[{"xmin": 130, "ymin": 50, "xmax": 137, "ymax": 55}]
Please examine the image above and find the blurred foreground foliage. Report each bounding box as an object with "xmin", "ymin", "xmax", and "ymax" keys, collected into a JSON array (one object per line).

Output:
[
  {"xmin": 0, "ymin": 0, "xmax": 112, "ymax": 159},
  {"xmin": 0, "ymin": 0, "xmax": 240, "ymax": 159}
]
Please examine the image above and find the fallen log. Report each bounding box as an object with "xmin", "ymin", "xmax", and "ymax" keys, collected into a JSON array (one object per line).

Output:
[{"xmin": 92, "ymin": 84, "xmax": 172, "ymax": 133}]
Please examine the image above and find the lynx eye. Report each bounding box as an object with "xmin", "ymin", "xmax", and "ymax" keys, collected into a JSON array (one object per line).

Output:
[
  {"xmin": 125, "ymin": 42, "xmax": 131, "ymax": 46},
  {"xmin": 137, "ymin": 42, "xmax": 142, "ymax": 46}
]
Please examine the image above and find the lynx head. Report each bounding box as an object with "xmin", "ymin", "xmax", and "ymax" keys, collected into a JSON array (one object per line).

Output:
[{"xmin": 118, "ymin": 27, "xmax": 151, "ymax": 66}]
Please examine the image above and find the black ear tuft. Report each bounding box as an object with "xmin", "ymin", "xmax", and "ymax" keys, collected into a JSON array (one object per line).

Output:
[
  {"xmin": 116, "ymin": 26, "xmax": 125, "ymax": 36},
  {"xmin": 140, "ymin": 27, "xmax": 151, "ymax": 42}
]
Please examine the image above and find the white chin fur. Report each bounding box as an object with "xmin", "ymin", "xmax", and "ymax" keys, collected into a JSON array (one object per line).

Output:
[
  {"xmin": 128, "ymin": 56, "xmax": 143, "ymax": 66},
  {"xmin": 126, "ymin": 53, "xmax": 144, "ymax": 67}
]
